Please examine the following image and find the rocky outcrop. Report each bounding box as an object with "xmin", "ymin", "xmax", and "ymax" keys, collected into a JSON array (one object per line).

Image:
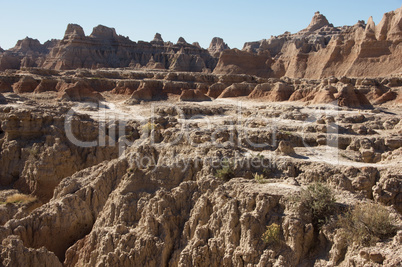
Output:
[
  {"xmin": 302, "ymin": 11, "xmax": 332, "ymax": 33},
  {"xmin": 213, "ymin": 49, "xmax": 273, "ymax": 77},
  {"xmin": 1, "ymin": 235, "xmax": 62, "ymax": 267},
  {"xmin": 0, "ymin": 106, "xmax": 120, "ymax": 201},
  {"xmin": 58, "ymin": 81, "xmax": 105, "ymax": 102},
  {"xmin": 150, "ymin": 33, "xmax": 164, "ymax": 45},
  {"xmin": 179, "ymin": 89, "xmax": 211, "ymax": 101},
  {"xmin": 129, "ymin": 79, "xmax": 165, "ymax": 101},
  {"xmin": 0, "ymin": 86, "xmax": 401, "ymax": 266},
  {"xmin": 41, "ymin": 25, "xmax": 216, "ymax": 72},
  {"xmin": 1, "ymin": 6, "xmax": 401, "ymax": 79},
  {"xmin": 3, "ymin": 68, "xmax": 402, "ymax": 107},
  {"xmin": 208, "ymin": 37, "xmax": 230, "ymax": 57},
  {"xmin": 0, "ymin": 24, "xmax": 217, "ymax": 73},
  {"xmin": 216, "ymin": 6, "xmax": 402, "ymax": 79},
  {"xmin": 12, "ymin": 76, "xmax": 39, "ymax": 93},
  {"xmin": 335, "ymin": 84, "xmax": 373, "ymax": 108},
  {"xmin": 218, "ymin": 82, "xmax": 255, "ymax": 98}
]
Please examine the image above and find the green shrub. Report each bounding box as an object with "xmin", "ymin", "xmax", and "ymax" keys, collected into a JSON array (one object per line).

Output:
[
  {"xmin": 298, "ymin": 183, "xmax": 336, "ymax": 228},
  {"xmin": 262, "ymin": 223, "xmax": 281, "ymax": 245},
  {"xmin": 254, "ymin": 173, "xmax": 266, "ymax": 184},
  {"xmin": 216, "ymin": 159, "xmax": 234, "ymax": 181},
  {"xmin": 338, "ymin": 202, "xmax": 397, "ymax": 247}
]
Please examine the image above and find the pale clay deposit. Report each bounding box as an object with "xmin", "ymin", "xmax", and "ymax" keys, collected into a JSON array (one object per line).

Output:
[{"xmin": 0, "ymin": 5, "xmax": 402, "ymax": 267}]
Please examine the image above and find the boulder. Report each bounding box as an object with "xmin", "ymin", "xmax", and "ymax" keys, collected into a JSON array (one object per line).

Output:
[
  {"xmin": 276, "ymin": 140, "xmax": 295, "ymax": 155},
  {"xmin": 373, "ymin": 90, "xmax": 397, "ymax": 104}
]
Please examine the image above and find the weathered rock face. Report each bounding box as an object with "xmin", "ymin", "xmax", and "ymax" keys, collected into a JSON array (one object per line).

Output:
[
  {"xmin": 0, "ymin": 88, "xmax": 401, "ymax": 266},
  {"xmin": 215, "ymin": 6, "xmax": 402, "ymax": 78},
  {"xmin": 58, "ymin": 80, "xmax": 105, "ymax": 102},
  {"xmin": 179, "ymin": 89, "xmax": 211, "ymax": 101},
  {"xmin": 0, "ymin": 106, "xmax": 120, "ymax": 201},
  {"xmin": 12, "ymin": 76, "xmax": 39, "ymax": 93},
  {"xmin": 214, "ymin": 49, "xmax": 273, "ymax": 77},
  {"xmin": 1, "ymin": 235, "xmax": 62, "ymax": 267},
  {"xmin": 0, "ymin": 24, "xmax": 217, "ymax": 72},
  {"xmin": 3, "ymin": 68, "xmax": 402, "ymax": 108},
  {"xmin": 208, "ymin": 37, "xmax": 230, "ymax": 57},
  {"xmin": 1, "ymin": 6, "xmax": 401, "ymax": 79}
]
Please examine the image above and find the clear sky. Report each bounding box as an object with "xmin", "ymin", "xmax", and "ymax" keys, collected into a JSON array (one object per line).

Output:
[{"xmin": 0, "ymin": 0, "xmax": 401, "ymax": 50}]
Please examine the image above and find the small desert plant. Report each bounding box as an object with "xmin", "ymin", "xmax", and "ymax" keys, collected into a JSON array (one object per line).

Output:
[
  {"xmin": 4, "ymin": 194, "xmax": 37, "ymax": 205},
  {"xmin": 256, "ymin": 153, "xmax": 265, "ymax": 160},
  {"xmin": 141, "ymin": 122, "xmax": 156, "ymax": 134},
  {"xmin": 262, "ymin": 223, "xmax": 281, "ymax": 245},
  {"xmin": 254, "ymin": 173, "xmax": 266, "ymax": 184},
  {"xmin": 297, "ymin": 183, "xmax": 336, "ymax": 228},
  {"xmin": 338, "ymin": 202, "xmax": 397, "ymax": 247},
  {"xmin": 216, "ymin": 159, "xmax": 234, "ymax": 181}
]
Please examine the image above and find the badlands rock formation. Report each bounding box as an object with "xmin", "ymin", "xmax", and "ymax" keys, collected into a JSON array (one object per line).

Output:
[
  {"xmin": 215, "ymin": 6, "xmax": 402, "ymax": 78},
  {"xmin": 0, "ymin": 24, "xmax": 219, "ymax": 72},
  {"xmin": 1, "ymin": 6, "xmax": 401, "ymax": 79},
  {"xmin": 0, "ymin": 5, "xmax": 401, "ymax": 267},
  {"xmin": 0, "ymin": 67, "xmax": 401, "ymax": 266},
  {"xmin": 208, "ymin": 37, "xmax": 230, "ymax": 57}
]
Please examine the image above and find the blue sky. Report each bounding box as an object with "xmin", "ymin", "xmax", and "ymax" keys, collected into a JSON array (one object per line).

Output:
[{"xmin": 0, "ymin": 0, "xmax": 401, "ymax": 50}]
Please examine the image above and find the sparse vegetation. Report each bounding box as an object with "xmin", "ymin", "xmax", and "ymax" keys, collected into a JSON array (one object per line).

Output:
[
  {"xmin": 297, "ymin": 183, "xmax": 336, "ymax": 228},
  {"xmin": 254, "ymin": 173, "xmax": 266, "ymax": 184},
  {"xmin": 262, "ymin": 223, "xmax": 281, "ymax": 245},
  {"xmin": 216, "ymin": 159, "xmax": 235, "ymax": 181},
  {"xmin": 338, "ymin": 202, "xmax": 397, "ymax": 247},
  {"xmin": 142, "ymin": 122, "xmax": 156, "ymax": 134},
  {"xmin": 3, "ymin": 194, "xmax": 38, "ymax": 205}
]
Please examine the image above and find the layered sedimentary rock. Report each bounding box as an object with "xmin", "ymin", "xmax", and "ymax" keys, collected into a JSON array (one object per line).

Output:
[
  {"xmin": 0, "ymin": 24, "xmax": 218, "ymax": 72},
  {"xmin": 0, "ymin": 94, "xmax": 401, "ymax": 266},
  {"xmin": 208, "ymin": 37, "xmax": 230, "ymax": 57},
  {"xmin": 215, "ymin": 6, "xmax": 402, "ymax": 78},
  {"xmin": 1, "ymin": 68, "xmax": 402, "ymax": 108},
  {"xmin": 1, "ymin": 7, "xmax": 401, "ymax": 78}
]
